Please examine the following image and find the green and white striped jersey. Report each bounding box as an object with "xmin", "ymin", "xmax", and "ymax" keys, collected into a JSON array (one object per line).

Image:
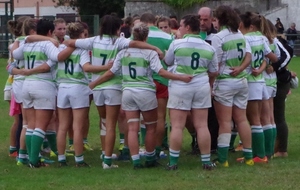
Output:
[
  {"xmin": 111, "ymin": 48, "xmax": 162, "ymax": 92},
  {"xmin": 13, "ymin": 36, "xmax": 26, "ymax": 81},
  {"xmin": 75, "ymin": 35, "xmax": 130, "ymax": 90},
  {"xmin": 165, "ymin": 34, "xmax": 218, "ymax": 87},
  {"xmin": 212, "ymin": 28, "xmax": 250, "ymax": 80},
  {"xmin": 56, "ymin": 44, "xmax": 90, "ymax": 86},
  {"xmin": 13, "ymin": 41, "xmax": 60, "ymax": 83},
  {"xmin": 263, "ymin": 37, "xmax": 280, "ymax": 87},
  {"xmin": 147, "ymin": 26, "xmax": 173, "ymax": 86},
  {"xmin": 245, "ymin": 31, "xmax": 272, "ymax": 83}
]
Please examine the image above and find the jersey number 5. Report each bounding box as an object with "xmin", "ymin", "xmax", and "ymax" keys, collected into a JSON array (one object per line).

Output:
[{"xmin": 237, "ymin": 43, "xmax": 244, "ymax": 61}]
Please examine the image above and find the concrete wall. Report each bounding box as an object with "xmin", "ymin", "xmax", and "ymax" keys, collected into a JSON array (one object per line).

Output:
[
  {"xmin": 125, "ymin": 0, "xmax": 281, "ymax": 18},
  {"xmin": 125, "ymin": 0, "xmax": 177, "ymax": 17},
  {"xmin": 281, "ymin": 0, "xmax": 300, "ymax": 29},
  {"xmin": 264, "ymin": 0, "xmax": 300, "ymax": 31}
]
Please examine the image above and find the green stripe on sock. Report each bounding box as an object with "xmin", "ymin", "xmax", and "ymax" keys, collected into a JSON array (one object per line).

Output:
[
  {"xmin": 104, "ymin": 156, "xmax": 112, "ymax": 166},
  {"xmin": 263, "ymin": 126, "xmax": 273, "ymax": 157},
  {"xmin": 251, "ymin": 126, "xmax": 266, "ymax": 158},
  {"xmin": 217, "ymin": 146, "xmax": 229, "ymax": 163},
  {"xmin": 140, "ymin": 126, "xmax": 146, "ymax": 146},
  {"xmin": 169, "ymin": 149, "xmax": 180, "ymax": 166},
  {"xmin": 46, "ymin": 133, "xmax": 57, "ymax": 154},
  {"xmin": 243, "ymin": 148, "xmax": 253, "ymax": 160},
  {"xmin": 30, "ymin": 131, "xmax": 45, "ymax": 165}
]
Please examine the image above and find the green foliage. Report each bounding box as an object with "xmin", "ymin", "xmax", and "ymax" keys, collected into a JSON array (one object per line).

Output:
[
  {"xmin": 163, "ymin": 0, "xmax": 207, "ymax": 9},
  {"xmin": 52, "ymin": 0, "xmax": 125, "ymax": 18},
  {"xmin": 52, "ymin": 0, "xmax": 76, "ymax": 7}
]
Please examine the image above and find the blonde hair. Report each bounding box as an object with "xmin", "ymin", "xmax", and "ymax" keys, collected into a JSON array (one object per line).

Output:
[
  {"xmin": 53, "ymin": 18, "xmax": 66, "ymax": 26},
  {"xmin": 22, "ymin": 18, "xmax": 37, "ymax": 36},
  {"xmin": 67, "ymin": 22, "xmax": 84, "ymax": 39},
  {"xmin": 132, "ymin": 23, "xmax": 149, "ymax": 41}
]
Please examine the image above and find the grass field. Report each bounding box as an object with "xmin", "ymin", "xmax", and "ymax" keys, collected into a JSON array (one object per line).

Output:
[{"xmin": 0, "ymin": 58, "xmax": 300, "ymax": 190}]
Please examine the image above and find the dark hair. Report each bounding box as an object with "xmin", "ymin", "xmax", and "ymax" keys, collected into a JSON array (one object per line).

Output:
[
  {"xmin": 239, "ymin": 12, "xmax": 252, "ymax": 28},
  {"xmin": 7, "ymin": 16, "xmax": 30, "ymax": 37},
  {"xmin": 124, "ymin": 16, "xmax": 133, "ymax": 26},
  {"xmin": 181, "ymin": 14, "xmax": 200, "ymax": 33},
  {"xmin": 233, "ymin": 8, "xmax": 241, "ymax": 15},
  {"xmin": 37, "ymin": 19, "xmax": 54, "ymax": 36},
  {"xmin": 67, "ymin": 22, "xmax": 84, "ymax": 39},
  {"xmin": 110, "ymin": 12, "xmax": 118, "ymax": 17},
  {"xmin": 169, "ymin": 19, "xmax": 179, "ymax": 29},
  {"xmin": 77, "ymin": 21, "xmax": 89, "ymax": 30},
  {"xmin": 140, "ymin": 13, "xmax": 156, "ymax": 24},
  {"xmin": 22, "ymin": 18, "xmax": 37, "ymax": 36},
  {"xmin": 100, "ymin": 14, "xmax": 123, "ymax": 39},
  {"xmin": 240, "ymin": 12, "xmax": 271, "ymax": 40},
  {"xmin": 169, "ymin": 14, "xmax": 177, "ymax": 20},
  {"xmin": 214, "ymin": 5, "xmax": 240, "ymax": 32}
]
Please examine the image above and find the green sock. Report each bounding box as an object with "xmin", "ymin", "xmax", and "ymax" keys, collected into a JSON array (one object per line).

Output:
[
  {"xmin": 217, "ymin": 133, "xmax": 230, "ymax": 163},
  {"xmin": 229, "ymin": 131, "xmax": 238, "ymax": 149},
  {"xmin": 69, "ymin": 139, "xmax": 73, "ymax": 146},
  {"xmin": 251, "ymin": 125, "xmax": 266, "ymax": 158},
  {"xmin": 217, "ymin": 146, "xmax": 229, "ymax": 163},
  {"xmin": 43, "ymin": 139, "xmax": 49, "ymax": 149},
  {"xmin": 140, "ymin": 124, "xmax": 146, "ymax": 146},
  {"xmin": 31, "ymin": 128, "xmax": 46, "ymax": 165},
  {"xmin": 119, "ymin": 133, "xmax": 124, "ymax": 144},
  {"xmin": 18, "ymin": 149, "xmax": 27, "ymax": 158},
  {"xmin": 201, "ymin": 154, "xmax": 211, "ymax": 165},
  {"xmin": 162, "ymin": 123, "xmax": 169, "ymax": 147},
  {"xmin": 9, "ymin": 146, "xmax": 17, "ymax": 154},
  {"xmin": 169, "ymin": 148, "xmax": 180, "ymax": 166},
  {"xmin": 263, "ymin": 125, "xmax": 273, "ymax": 157},
  {"xmin": 243, "ymin": 148, "xmax": 253, "ymax": 160},
  {"xmin": 104, "ymin": 156, "xmax": 112, "ymax": 166},
  {"xmin": 155, "ymin": 146, "xmax": 162, "ymax": 157},
  {"xmin": 131, "ymin": 154, "xmax": 141, "ymax": 166},
  {"xmin": 145, "ymin": 150, "xmax": 156, "ymax": 162},
  {"xmin": 122, "ymin": 146, "xmax": 130, "ymax": 155},
  {"xmin": 46, "ymin": 131, "xmax": 57, "ymax": 154},
  {"xmin": 25, "ymin": 129, "xmax": 34, "ymax": 159},
  {"xmin": 272, "ymin": 125, "xmax": 277, "ymax": 155}
]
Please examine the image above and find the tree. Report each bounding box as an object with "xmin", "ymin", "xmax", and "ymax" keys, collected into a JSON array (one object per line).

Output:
[
  {"xmin": 163, "ymin": 0, "xmax": 207, "ymax": 9},
  {"xmin": 52, "ymin": 0, "xmax": 125, "ymax": 18}
]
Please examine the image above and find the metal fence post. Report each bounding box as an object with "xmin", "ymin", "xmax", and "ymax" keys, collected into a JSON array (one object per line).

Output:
[{"xmin": 93, "ymin": 15, "xmax": 99, "ymax": 37}]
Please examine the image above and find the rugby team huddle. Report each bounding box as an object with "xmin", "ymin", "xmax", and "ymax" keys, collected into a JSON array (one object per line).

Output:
[{"xmin": 4, "ymin": 5, "xmax": 296, "ymax": 170}]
